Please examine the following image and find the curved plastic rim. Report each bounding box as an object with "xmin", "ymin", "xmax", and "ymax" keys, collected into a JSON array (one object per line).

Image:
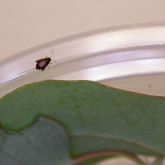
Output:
[{"xmin": 1, "ymin": 23, "xmax": 165, "ymax": 97}]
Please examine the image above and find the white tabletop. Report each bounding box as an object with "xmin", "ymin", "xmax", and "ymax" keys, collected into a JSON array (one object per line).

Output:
[{"xmin": 1, "ymin": 0, "xmax": 165, "ymax": 61}]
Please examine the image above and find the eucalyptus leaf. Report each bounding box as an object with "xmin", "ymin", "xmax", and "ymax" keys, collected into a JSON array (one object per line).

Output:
[
  {"xmin": 0, "ymin": 80, "xmax": 165, "ymax": 164},
  {"xmin": 0, "ymin": 117, "xmax": 71, "ymax": 165}
]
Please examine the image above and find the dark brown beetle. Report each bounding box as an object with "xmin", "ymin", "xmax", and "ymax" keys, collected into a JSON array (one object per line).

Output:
[
  {"xmin": 36, "ymin": 57, "xmax": 51, "ymax": 71},
  {"xmin": 36, "ymin": 49, "xmax": 54, "ymax": 71}
]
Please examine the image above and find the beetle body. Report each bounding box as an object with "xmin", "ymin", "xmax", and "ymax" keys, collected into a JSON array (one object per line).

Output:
[{"xmin": 36, "ymin": 57, "xmax": 51, "ymax": 71}]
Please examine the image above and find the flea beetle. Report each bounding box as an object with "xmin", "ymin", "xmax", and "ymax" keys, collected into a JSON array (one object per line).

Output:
[
  {"xmin": 35, "ymin": 49, "xmax": 54, "ymax": 71},
  {"xmin": 36, "ymin": 57, "xmax": 51, "ymax": 71}
]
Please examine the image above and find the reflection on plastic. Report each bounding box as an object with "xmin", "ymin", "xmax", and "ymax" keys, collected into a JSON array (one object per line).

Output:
[{"xmin": 1, "ymin": 23, "xmax": 165, "ymax": 97}]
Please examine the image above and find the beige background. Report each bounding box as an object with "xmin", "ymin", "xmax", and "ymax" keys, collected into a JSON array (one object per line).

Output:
[{"xmin": 1, "ymin": 0, "xmax": 165, "ymax": 61}]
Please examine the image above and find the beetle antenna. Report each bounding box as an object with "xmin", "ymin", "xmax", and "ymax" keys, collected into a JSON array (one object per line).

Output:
[
  {"xmin": 50, "ymin": 48, "xmax": 54, "ymax": 57},
  {"xmin": 50, "ymin": 48, "xmax": 57, "ymax": 64},
  {"xmin": 46, "ymin": 48, "xmax": 54, "ymax": 58}
]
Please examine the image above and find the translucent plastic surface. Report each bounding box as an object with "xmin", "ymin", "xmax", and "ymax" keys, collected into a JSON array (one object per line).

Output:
[{"xmin": 1, "ymin": 23, "xmax": 165, "ymax": 98}]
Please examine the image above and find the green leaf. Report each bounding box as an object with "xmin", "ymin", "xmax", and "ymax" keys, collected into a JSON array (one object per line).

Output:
[
  {"xmin": 0, "ymin": 80, "xmax": 165, "ymax": 164},
  {"xmin": 0, "ymin": 117, "xmax": 71, "ymax": 165}
]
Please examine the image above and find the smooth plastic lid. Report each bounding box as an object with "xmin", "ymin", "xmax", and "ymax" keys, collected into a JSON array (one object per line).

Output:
[{"xmin": 1, "ymin": 23, "xmax": 165, "ymax": 98}]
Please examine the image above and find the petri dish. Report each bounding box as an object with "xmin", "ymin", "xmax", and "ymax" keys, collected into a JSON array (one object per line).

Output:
[{"xmin": 1, "ymin": 23, "xmax": 165, "ymax": 98}]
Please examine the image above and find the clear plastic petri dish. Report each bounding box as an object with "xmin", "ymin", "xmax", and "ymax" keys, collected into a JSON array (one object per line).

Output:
[{"xmin": 1, "ymin": 23, "xmax": 165, "ymax": 98}]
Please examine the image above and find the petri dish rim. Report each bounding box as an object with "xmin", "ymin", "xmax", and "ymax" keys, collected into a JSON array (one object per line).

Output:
[{"xmin": 1, "ymin": 22, "xmax": 165, "ymax": 97}]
